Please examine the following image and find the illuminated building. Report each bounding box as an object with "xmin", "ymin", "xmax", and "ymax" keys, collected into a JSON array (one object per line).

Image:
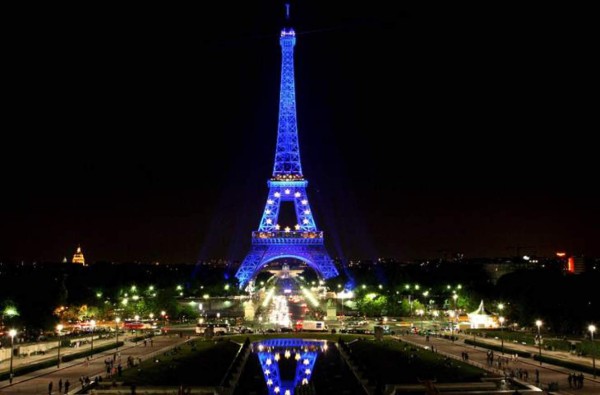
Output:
[
  {"xmin": 568, "ymin": 256, "xmax": 586, "ymax": 274},
  {"xmin": 468, "ymin": 300, "xmax": 498, "ymax": 329},
  {"xmin": 72, "ymin": 245, "xmax": 86, "ymax": 266},
  {"xmin": 235, "ymin": 4, "xmax": 338, "ymax": 289}
]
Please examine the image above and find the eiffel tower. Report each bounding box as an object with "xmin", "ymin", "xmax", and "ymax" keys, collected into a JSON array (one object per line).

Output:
[{"xmin": 235, "ymin": 4, "xmax": 338, "ymax": 289}]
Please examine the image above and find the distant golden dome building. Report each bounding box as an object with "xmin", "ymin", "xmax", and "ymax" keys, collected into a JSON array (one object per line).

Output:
[{"xmin": 72, "ymin": 245, "xmax": 86, "ymax": 266}]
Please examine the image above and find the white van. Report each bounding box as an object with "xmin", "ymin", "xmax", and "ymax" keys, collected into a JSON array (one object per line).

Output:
[{"xmin": 299, "ymin": 320, "xmax": 328, "ymax": 332}]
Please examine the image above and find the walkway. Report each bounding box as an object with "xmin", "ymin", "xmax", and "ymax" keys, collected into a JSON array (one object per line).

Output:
[
  {"xmin": 0, "ymin": 334, "xmax": 189, "ymax": 394},
  {"xmin": 461, "ymin": 333, "xmax": 596, "ymax": 370},
  {"xmin": 397, "ymin": 333, "xmax": 599, "ymax": 395},
  {"xmin": 1, "ymin": 335, "xmax": 127, "ymax": 377}
]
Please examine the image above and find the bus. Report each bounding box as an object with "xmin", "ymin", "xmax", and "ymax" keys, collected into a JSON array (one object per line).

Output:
[{"xmin": 123, "ymin": 321, "xmax": 153, "ymax": 330}]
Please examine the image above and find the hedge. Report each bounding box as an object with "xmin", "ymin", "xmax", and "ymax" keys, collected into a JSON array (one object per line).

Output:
[
  {"xmin": 533, "ymin": 354, "xmax": 597, "ymax": 375},
  {"xmin": 463, "ymin": 339, "xmax": 532, "ymax": 358},
  {"xmin": 0, "ymin": 358, "xmax": 57, "ymax": 381},
  {"xmin": 62, "ymin": 341, "xmax": 124, "ymax": 362},
  {"xmin": 0, "ymin": 341, "xmax": 125, "ymax": 381}
]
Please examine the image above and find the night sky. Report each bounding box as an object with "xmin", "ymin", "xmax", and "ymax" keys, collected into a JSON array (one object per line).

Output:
[{"xmin": 1, "ymin": 3, "xmax": 597, "ymax": 264}]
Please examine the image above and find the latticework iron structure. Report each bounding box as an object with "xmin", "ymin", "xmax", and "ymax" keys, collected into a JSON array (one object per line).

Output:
[{"xmin": 235, "ymin": 8, "xmax": 338, "ymax": 289}]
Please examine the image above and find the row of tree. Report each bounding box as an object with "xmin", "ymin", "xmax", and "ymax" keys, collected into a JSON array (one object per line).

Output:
[{"xmin": 1, "ymin": 260, "xmax": 599, "ymax": 336}]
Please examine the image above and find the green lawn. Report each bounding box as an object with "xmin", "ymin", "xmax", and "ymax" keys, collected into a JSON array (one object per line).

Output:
[
  {"xmin": 118, "ymin": 334, "xmax": 491, "ymax": 388},
  {"xmin": 347, "ymin": 338, "xmax": 488, "ymax": 384},
  {"xmin": 119, "ymin": 339, "xmax": 241, "ymax": 386}
]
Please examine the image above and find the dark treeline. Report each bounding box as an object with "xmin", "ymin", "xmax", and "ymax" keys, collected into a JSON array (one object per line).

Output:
[
  {"xmin": 1, "ymin": 260, "xmax": 598, "ymax": 336},
  {"xmin": 0, "ymin": 262, "xmax": 235, "ymax": 330}
]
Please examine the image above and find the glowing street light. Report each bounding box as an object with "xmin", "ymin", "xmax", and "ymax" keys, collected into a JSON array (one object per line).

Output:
[
  {"xmin": 417, "ymin": 309, "xmax": 424, "ymax": 331},
  {"xmin": 452, "ymin": 294, "xmax": 459, "ymax": 342},
  {"xmin": 499, "ymin": 317, "xmax": 505, "ymax": 355},
  {"xmin": 90, "ymin": 320, "xmax": 96, "ymax": 357},
  {"xmin": 498, "ymin": 303, "xmax": 505, "ymax": 354},
  {"xmin": 449, "ymin": 311, "xmax": 456, "ymax": 342},
  {"xmin": 9, "ymin": 329, "xmax": 17, "ymax": 383},
  {"xmin": 115, "ymin": 317, "xmax": 121, "ymax": 350},
  {"xmin": 589, "ymin": 324, "xmax": 596, "ymax": 378},
  {"xmin": 535, "ymin": 320, "xmax": 543, "ymax": 365},
  {"xmin": 56, "ymin": 324, "xmax": 64, "ymax": 367}
]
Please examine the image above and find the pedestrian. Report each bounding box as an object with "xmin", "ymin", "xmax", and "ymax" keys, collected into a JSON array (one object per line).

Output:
[
  {"xmin": 58, "ymin": 378, "xmax": 63, "ymax": 393},
  {"xmin": 64, "ymin": 379, "xmax": 70, "ymax": 394},
  {"xmin": 48, "ymin": 381, "xmax": 53, "ymax": 394},
  {"xmin": 568, "ymin": 373, "xmax": 572, "ymax": 388}
]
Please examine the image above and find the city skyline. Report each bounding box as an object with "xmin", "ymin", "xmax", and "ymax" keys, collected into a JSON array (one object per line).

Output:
[{"xmin": 1, "ymin": 4, "xmax": 597, "ymax": 264}]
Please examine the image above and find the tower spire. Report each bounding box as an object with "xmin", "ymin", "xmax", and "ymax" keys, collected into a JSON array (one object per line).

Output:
[
  {"xmin": 272, "ymin": 4, "xmax": 302, "ymax": 179},
  {"xmin": 285, "ymin": 3, "xmax": 291, "ymax": 20}
]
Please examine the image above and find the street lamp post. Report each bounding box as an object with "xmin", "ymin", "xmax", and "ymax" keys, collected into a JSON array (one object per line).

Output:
[
  {"xmin": 499, "ymin": 317, "xmax": 505, "ymax": 355},
  {"xmin": 449, "ymin": 311, "xmax": 455, "ymax": 342},
  {"xmin": 452, "ymin": 294, "xmax": 458, "ymax": 342},
  {"xmin": 589, "ymin": 324, "xmax": 596, "ymax": 379},
  {"xmin": 497, "ymin": 303, "xmax": 505, "ymax": 354},
  {"xmin": 417, "ymin": 309, "xmax": 424, "ymax": 332},
  {"xmin": 90, "ymin": 320, "xmax": 96, "ymax": 357},
  {"xmin": 161, "ymin": 310, "xmax": 166, "ymax": 328},
  {"xmin": 535, "ymin": 320, "xmax": 543, "ymax": 365},
  {"xmin": 56, "ymin": 324, "xmax": 64, "ymax": 368},
  {"xmin": 115, "ymin": 318, "xmax": 121, "ymax": 351},
  {"xmin": 9, "ymin": 329, "xmax": 17, "ymax": 384}
]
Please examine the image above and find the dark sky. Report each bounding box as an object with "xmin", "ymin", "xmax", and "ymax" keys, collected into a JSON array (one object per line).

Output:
[{"xmin": 1, "ymin": 3, "xmax": 597, "ymax": 264}]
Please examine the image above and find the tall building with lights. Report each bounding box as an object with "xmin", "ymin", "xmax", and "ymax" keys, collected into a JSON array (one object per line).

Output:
[{"xmin": 235, "ymin": 4, "xmax": 338, "ymax": 289}]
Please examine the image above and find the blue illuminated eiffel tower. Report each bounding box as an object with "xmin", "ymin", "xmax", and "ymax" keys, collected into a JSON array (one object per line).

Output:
[{"xmin": 235, "ymin": 6, "xmax": 338, "ymax": 289}]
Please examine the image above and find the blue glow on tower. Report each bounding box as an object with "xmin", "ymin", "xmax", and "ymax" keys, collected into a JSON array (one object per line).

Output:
[
  {"xmin": 273, "ymin": 28, "xmax": 302, "ymax": 177},
  {"xmin": 235, "ymin": 5, "xmax": 338, "ymax": 289}
]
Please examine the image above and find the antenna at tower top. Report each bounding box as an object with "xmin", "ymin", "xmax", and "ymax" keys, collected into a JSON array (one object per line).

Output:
[{"xmin": 285, "ymin": 3, "xmax": 290, "ymax": 20}]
